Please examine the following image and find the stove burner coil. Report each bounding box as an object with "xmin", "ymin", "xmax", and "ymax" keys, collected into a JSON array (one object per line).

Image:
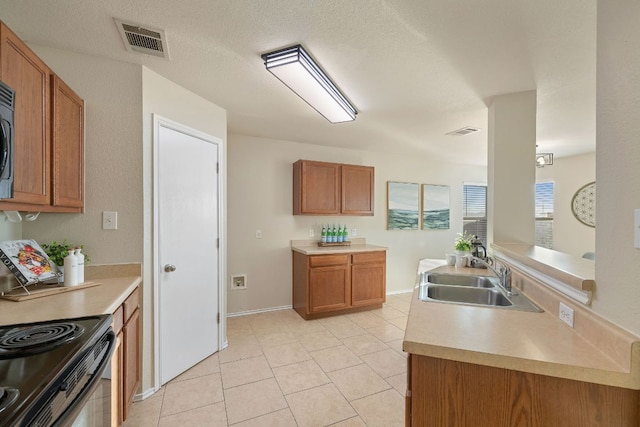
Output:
[
  {"xmin": 0, "ymin": 323, "xmax": 84, "ymax": 357},
  {"xmin": 0, "ymin": 387, "xmax": 19, "ymax": 414}
]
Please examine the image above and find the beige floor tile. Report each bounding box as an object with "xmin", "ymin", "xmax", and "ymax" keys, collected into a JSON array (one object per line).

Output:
[
  {"xmin": 123, "ymin": 393, "xmax": 163, "ymax": 427},
  {"xmin": 351, "ymin": 389, "xmax": 405, "ymax": 427},
  {"xmin": 346, "ymin": 311, "xmax": 392, "ymax": 329},
  {"xmin": 386, "ymin": 372, "xmax": 407, "ymax": 395},
  {"xmin": 387, "ymin": 315, "xmax": 408, "ymax": 330},
  {"xmin": 219, "ymin": 335, "xmax": 263, "ymax": 363},
  {"xmin": 329, "ymin": 416, "xmax": 368, "ymax": 426},
  {"xmin": 327, "ymin": 364, "xmax": 391, "ymax": 401},
  {"xmin": 361, "ymin": 349, "xmax": 407, "ymax": 379},
  {"xmin": 220, "ymin": 355, "xmax": 273, "ymax": 389},
  {"xmin": 365, "ymin": 323, "xmax": 405, "ymax": 343},
  {"xmin": 384, "ymin": 300, "xmax": 411, "ymax": 314},
  {"xmin": 310, "ymin": 345, "xmax": 363, "ymax": 372},
  {"xmin": 370, "ymin": 306, "xmax": 406, "ymax": 320},
  {"xmin": 286, "ymin": 383, "xmax": 357, "ymax": 427},
  {"xmin": 160, "ymin": 373, "xmax": 224, "ymax": 417},
  {"xmin": 341, "ymin": 333, "xmax": 389, "ymax": 356},
  {"xmin": 263, "ymin": 341, "xmax": 312, "ymax": 368},
  {"xmin": 169, "ymin": 353, "xmax": 220, "ymax": 383},
  {"xmin": 224, "ymin": 378, "xmax": 287, "ymax": 424},
  {"xmin": 386, "ymin": 338, "xmax": 407, "ymax": 356},
  {"xmin": 273, "ymin": 359, "xmax": 331, "ymax": 395},
  {"xmin": 298, "ymin": 330, "xmax": 341, "ymax": 352},
  {"xmin": 285, "ymin": 318, "xmax": 327, "ymax": 336},
  {"xmin": 158, "ymin": 401, "xmax": 227, "ymax": 426},
  {"xmin": 254, "ymin": 329, "xmax": 298, "ymax": 347},
  {"xmin": 323, "ymin": 320, "xmax": 366, "ymax": 339},
  {"xmin": 232, "ymin": 408, "xmax": 298, "ymax": 426}
]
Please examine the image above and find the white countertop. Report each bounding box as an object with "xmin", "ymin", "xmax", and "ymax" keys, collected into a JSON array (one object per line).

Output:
[{"xmin": 291, "ymin": 238, "xmax": 387, "ymax": 255}]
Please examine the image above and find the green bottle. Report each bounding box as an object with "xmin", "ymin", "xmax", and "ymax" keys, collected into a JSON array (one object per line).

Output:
[{"xmin": 321, "ymin": 224, "xmax": 327, "ymax": 243}]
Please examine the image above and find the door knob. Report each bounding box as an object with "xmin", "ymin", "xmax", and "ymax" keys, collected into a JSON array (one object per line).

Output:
[{"xmin": 164, "ymin": 264, "xmax": 176, "ymax": 272}]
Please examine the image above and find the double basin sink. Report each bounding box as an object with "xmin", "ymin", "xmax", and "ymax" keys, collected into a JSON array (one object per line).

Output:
[{"xmin": 418, "ymin": 272, "xmax": 543, "ymax": 313}]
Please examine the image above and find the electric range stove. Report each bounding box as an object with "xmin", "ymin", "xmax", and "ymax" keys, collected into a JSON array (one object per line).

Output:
[{"xmin": 0, "ymin": 315, "xmax": 114, "ymax": 427}]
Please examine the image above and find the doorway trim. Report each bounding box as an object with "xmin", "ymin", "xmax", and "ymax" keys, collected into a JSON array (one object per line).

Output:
[{"xmin": 151, "ymin": 114, "xmax": 226, "ymax": 391}]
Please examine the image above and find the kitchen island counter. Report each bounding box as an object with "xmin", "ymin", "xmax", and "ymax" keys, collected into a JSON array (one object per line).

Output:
[{"xmin": 404, "ymin": 260, "xmax": 640, "ymax": 390}]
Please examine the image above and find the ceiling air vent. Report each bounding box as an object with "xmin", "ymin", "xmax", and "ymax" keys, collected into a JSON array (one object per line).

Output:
[
  {"xmin": 446, "ymin": 126, "xmax": 481, "ymax": 136},
  {"xmin": 114, "ymin": 19, "xmax": 170, "ymax": 60}
]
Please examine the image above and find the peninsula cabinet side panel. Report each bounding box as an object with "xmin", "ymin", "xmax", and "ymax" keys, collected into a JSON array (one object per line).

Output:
[{"xmin": 410, "ymin": 355, "xmax": 640, "ymax": 427}]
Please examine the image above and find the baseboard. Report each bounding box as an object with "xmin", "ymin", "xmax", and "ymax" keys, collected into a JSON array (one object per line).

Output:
[
  {"xmin": 135, "ymin": 387, "xmax": 158, "ymax": 401},
  {"xmin": 227, "ymin": 305, "xmax": 293, "ymax": 318},
  {"xmin": 386, "ymin": 289, "xmax": 414, "ymax": 296}
]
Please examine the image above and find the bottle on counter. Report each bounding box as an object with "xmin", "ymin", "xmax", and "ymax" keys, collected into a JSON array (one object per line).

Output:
[
  {"xmin": 343, "ymin": 225, "xmax": 349, "ymax": 242},
  {"xmin": 332, "ymin": 224, "xmax": 337, "ymax": 242},
  {"xmin": 337, "ymin": 225, "xmax": 344, "ymax": 243},
  {"xmin": 74, "ymin": 248, "xmax": 85, "ymax": 284},
  {"xmin": 321, "ymin": 225, "xmax": 327, "ymax": 243},
  {"xmin": 63, "ymin": 249, "xmax": 78, "ymax": 287}
]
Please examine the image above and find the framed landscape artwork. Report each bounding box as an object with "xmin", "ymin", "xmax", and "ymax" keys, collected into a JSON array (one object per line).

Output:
[
  {"xmin": 387, "ymin": 181, "xmax": 419, "ymax": 230},
  {"xmin": 421, "ymin": 184, "xmax": 450, "ymax": 229}
]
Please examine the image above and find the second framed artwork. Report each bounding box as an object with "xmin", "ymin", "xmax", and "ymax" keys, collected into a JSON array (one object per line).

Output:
[{"xmin": 387, "ymin": 181, "xmax": 450, "ymax": 230}]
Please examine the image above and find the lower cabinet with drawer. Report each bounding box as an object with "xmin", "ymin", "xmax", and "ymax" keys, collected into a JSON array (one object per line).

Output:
[
  {"xmin": 293, "ymin": 250, "xmax": 386, "ymax": 319},
  {"xmin": 111, "ymin": 286, "xmax": 140, "ymax": 425}
]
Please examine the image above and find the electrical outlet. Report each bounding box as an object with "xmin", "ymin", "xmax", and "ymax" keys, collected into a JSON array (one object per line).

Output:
[
  {"xmin": 559, "ymin": 302, "xmax": 574, "ymax": 328},
  {"xmin": 231, "ymin": 274, "xmax": 247, "ymax": 290},
  {"xmin": 255, "ymin": 229, "xmax": 262, "ymax": 239},
  {"xmin": 351, "ymin": 228, "xmax": 357, "ymax": 237},
  {"xmin": 309, "ymin": 228, "xmax": 315, "ymax": 237}
]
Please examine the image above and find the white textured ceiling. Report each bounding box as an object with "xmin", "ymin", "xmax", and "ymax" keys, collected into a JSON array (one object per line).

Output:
[{"xmin": 0, "ymin": 0, "xmax": 596, "ymax": 165}]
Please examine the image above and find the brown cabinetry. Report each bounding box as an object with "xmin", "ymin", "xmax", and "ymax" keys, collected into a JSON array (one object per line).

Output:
[
  {"xmin": 293, "ymin": 250, "xmax": 385, "ymax": 319},
  {"xmin": 0, "ymin": 21, "xmax": 84, "ymax": 212},
  {"xmin": 406, "ymin": 354, "xmax": 640, "ymax": 426},
  {"xmin": 111, "ymin": 287, "xmax": 140, "ymax": 425},
  {"xmin": 293, "ymin": 160, "xmax": 374, "ymax": 216}
]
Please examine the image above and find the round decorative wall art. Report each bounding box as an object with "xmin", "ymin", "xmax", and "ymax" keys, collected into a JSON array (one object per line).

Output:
[{"xmin": 571, "ymin": 181, "xmax": 595, "ymax": 227}]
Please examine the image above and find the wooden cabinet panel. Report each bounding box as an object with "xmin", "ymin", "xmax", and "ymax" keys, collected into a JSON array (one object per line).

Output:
[
  {"xmin": 409, "ymin": 354, "xmax": 640, "ymax": 427},
  {"xmin": 293, "ymin": 160, "xmax": 340, "ymax": 214},
  {"xmin": 293, "ymin": 250, "xmax": 386, "ymax": 319},
  {"xmin": 293, "ymin": 160, "xmax": 374, "ymax": 216},
  {"xmin": 51, "ymin": 74, "xmax": 84, "ymax": 209},
  {"xmin": 341, "ymin": 165, "xmax": 374, "ymax": 215},
  {"xmin": 0, "ymin": 22, "xmax": 50, "ymax": 205},
  {"xmin": 123, "ymin": 307, "xmax": 140, "ymax": 420},
  {"xmin": 111, "ymin": 331, "xmax": 124, "ymax": 426},
  {"xmin": 309, "ymin": 265, "xmax": 350, "ymax": 313}
]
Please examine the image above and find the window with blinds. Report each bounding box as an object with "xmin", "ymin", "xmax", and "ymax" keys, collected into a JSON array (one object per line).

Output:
[
  {"xmin": 463, "ymin": 184, "xmax": 487, "ymax": 246},
  {"xmin": 535, "ymin": 181, "xmax": 554, "ymax": 249}
]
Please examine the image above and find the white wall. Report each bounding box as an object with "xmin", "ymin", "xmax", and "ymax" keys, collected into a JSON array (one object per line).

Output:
[
  {"xmin": 227, "ymin": 134, "xmax": 486, "ymax": 314},
  {"xmin": 536, "ymin": 152, "xmax": 595, "ymax": 257},
  {"xmin": 594, "ymin": 1, "xmax": 640, "ymax": 336}
]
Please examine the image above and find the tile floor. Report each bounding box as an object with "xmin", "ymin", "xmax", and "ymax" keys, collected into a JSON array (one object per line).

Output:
[{"xmin": 124, "ymin": 292, "xmax": 413, "ymax": 426}]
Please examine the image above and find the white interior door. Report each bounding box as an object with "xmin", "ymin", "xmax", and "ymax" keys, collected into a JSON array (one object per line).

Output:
[{"xmin": 156, "ymin": 120, "xmax": 220, "ymax": 385}]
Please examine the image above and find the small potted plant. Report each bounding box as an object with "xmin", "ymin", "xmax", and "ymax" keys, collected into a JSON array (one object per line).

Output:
[
  {"xmin": 454, "ymin": 232, "xmax": 473, "ymax": 254},
  {"xmin": 41, "ymin": 240, "xmax": 90, "ymax": 272}
]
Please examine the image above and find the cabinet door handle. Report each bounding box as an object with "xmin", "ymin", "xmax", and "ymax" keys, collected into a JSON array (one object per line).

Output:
[{"xmin": 164, "ymin": 264, "xmax": 176, "ymax": 272}]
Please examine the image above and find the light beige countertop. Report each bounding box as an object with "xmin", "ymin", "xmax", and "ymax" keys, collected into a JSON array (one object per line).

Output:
[
  {"xmin": 0, "ymin": 263, "xmax": 141, "ymax": 326},
  {"xmin": 291, "ymin": 238, "xmax": 387, "ymax": 255},
  {"xmin": 403, "ymin": 261, "xmax": 640, "ymax": 390}
]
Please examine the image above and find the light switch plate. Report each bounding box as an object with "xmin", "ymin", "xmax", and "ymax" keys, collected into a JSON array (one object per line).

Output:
[
  {"xmin": 102, "ymin": 211, "xmax": 118, "ymax": 230},
  {"xmin": 634, "ymin": 209, "xmax": 640, "ymax": 249}
]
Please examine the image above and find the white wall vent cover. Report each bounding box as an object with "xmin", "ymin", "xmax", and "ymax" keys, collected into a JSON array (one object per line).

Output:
[
  {"xmin": 446, "ymin": 126, "xmax": 481, "ymax": 136},
  {"xmin": 114, "ymin": 18, "xmax": 170, "ymax": 60}
]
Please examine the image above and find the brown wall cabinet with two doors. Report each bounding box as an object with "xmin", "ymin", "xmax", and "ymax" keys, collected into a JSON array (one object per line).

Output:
[
  {"xmin": 293, "ymin": 159, "xmax": 374, "ymax": 215},
  {"xmin": 0, "ymin": 21, "xmax": 84, "ymax": 212}
]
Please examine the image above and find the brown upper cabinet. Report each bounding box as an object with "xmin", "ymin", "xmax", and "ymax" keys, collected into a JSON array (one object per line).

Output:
[
  {"xmin": 293, "ymin": 160, "xmax": 374, "ymax": 216},
  {"xmin": 0, "ymin": 21, "xmax": 84, "ymax": 212}
]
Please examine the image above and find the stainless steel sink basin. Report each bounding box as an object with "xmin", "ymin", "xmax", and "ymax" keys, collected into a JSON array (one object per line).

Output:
[
  {"xmin": 424, "ymin": 285, "xmax": 512, "ymax": 306},
  {"xmin": 418, "ymin": 272, "xmax": 543, "ymax": 313},
  {"xmin": 420, "ymin": 272, "xmax": 498, "ymax": 288}
]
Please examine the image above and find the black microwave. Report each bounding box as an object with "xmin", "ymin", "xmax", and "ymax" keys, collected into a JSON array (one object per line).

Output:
[{"xmin": 0, "ymin": 79, "xmax": 14, "ymax": 199}]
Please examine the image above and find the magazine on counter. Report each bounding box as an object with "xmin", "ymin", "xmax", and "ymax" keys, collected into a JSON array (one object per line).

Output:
[{"xmin": 0, "ymin": 240, "xmax": 57, "ymax": 286}]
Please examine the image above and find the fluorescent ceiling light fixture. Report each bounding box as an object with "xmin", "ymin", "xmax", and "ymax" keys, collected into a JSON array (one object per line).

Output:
[
  {"xmin": 536, "ymin": 153, "xmax": 553, "ymax": 167},
  {"xmin": 262, "ymin": 45, "xmax": 357, "ymax": 123}
]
